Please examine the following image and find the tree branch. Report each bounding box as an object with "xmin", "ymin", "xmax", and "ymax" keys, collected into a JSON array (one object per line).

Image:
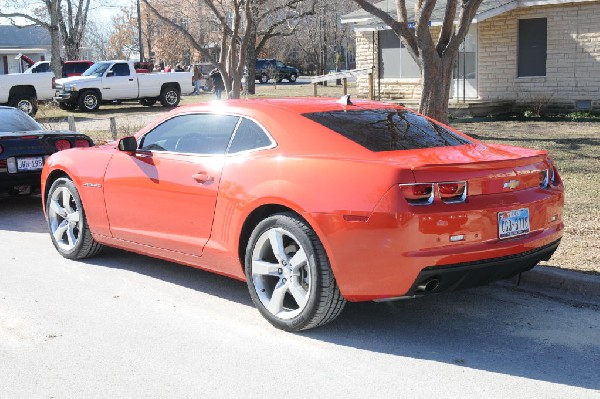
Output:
[
  {"xmin": 0, "ymin": 12, "xmax": 51, "ymax": 29},
  {"xmin": 352, "ymin": 0, "xmax": 419, "ymax": 59}
]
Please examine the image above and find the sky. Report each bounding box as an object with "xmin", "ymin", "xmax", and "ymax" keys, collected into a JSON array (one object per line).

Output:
[{"xmin": 0, "ymin": 1, "xmax": 123, "ymax": 26}]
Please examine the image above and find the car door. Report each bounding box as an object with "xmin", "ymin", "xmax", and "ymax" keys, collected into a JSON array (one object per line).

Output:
[
  {"xmin": 101, "ymin": 62, "xmax": 138, "ymax": 100},
  {"xmin": 102, "ymin": 113, "xmax": 240, "ymax": 256}
]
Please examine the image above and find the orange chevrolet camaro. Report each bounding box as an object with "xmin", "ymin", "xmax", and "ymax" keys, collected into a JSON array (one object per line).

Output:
[{"xmin": 41, "ymin": 98, "xmax": 564, "ymax": 331}]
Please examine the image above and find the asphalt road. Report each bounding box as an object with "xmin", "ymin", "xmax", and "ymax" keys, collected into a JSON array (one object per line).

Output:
[{"xmin": 1, "ymin": 196, "xmax": 599, "ymax": 398}]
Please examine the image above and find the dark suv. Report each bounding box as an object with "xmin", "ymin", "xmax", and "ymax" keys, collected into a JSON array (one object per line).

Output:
[{"xmin": 255, "ymin": 59, "xmax": 299, "ymax": 83}]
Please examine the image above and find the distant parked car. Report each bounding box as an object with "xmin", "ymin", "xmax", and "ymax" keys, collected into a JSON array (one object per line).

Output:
[
  {"xmin": 255, "ymin": 59, "xmax": 299, "ymax": 84},
  {"xmin": 0, "ymin": 106, "xmax": 93, "ymax": 196},
  {"xmin": 25, "ymin": 60, "xmax": 94, "ymax": 78}
]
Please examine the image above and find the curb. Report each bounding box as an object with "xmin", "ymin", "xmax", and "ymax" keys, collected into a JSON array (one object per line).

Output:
[{"xmin": 499, "ymin": 265, "xmax": 600, "ymax": 303}]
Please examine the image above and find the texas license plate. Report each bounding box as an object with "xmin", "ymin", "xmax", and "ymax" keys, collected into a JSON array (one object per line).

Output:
[
  {"xmin": 17, "ymin": 156, "xmax": 44, "ymax": 172},
  {"xmin": 498, "ymin": 208, "xmax": 530, "ymax": 239}
]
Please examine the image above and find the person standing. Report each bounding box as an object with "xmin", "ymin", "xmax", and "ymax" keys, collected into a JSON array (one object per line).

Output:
[
  {"xmin": 192, "ymin": 66, "xmax": 203, "ymax": 95},
  {"xmin": 210, "ymin": 68, "xmax": 225, "ymax": 99}
]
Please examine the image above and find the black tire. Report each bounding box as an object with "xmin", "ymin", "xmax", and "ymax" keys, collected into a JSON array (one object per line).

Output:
[
  {"xmin": 139, "ymin": 98, "xmax": 157, "ymax": 106},
  {"xmin": 245, "ymin": 212, "xmax": 346, "ymax": 331},
  {"xmin": 58, "ymin": 102, "xmax": 78, "ymax": 111},
  {"xmin": 46, "ymin": 177, "xmax": 104, "ymax": 259},
  {"xmin": 9, "ymin": 94, "xmax": 38, "ymax": 116},
  {"xmin": 259, "ymin": 74, "xmax": 269, "ymax": 84},
  {"xmin": 78, "ymin": 90, "xmax": 100, "ymax": 112},
  {"xmin": 289, "ymin": 74, "xmax": 297, "ymax": 83},
  {"xmin": 159, "ymin": 86, "xmax": 180, "ymax": 107}
]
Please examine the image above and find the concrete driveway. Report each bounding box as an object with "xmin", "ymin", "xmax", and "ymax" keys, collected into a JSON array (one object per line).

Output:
[{"xmin": 1, "ymin": 196, "xmax": 599, "ymax": 398}]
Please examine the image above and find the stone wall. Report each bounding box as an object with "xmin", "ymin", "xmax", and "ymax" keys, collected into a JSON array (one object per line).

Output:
[{"xmin": 478, "ymin": 2, "xmax": 600, "ymax": 112}]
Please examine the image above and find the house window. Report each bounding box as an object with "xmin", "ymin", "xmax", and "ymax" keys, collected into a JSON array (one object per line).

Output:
[
  {"xmin": 378, "ymin": 30, "xmax": 420, "ymax": 79},
  {"xmin": 518, "ymin": 18, "xmax": 547, "ymax": 77}
]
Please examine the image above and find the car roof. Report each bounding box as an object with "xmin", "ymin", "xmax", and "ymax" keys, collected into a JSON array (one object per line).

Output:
[
  {"xmin": 174, "ymin": 97, "xmax": 400, "ymax": 115},
  {"xmin": 140, "ymin": 98, "xmax": 406, "ymax": 158}
]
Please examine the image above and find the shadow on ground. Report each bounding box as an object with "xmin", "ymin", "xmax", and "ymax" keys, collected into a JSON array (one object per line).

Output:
[{"xmin": 82, "ymin": 244, "xmax": 600, "ymax": 391}]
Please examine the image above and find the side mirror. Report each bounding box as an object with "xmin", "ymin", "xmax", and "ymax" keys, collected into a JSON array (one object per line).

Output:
[
  {"xmin": 118, "ymin": 136, "xmax": 137, "ymax": 152},
  {"xmin": 106, "ymin": 70, "xmax": 114, "ymax": 77}
]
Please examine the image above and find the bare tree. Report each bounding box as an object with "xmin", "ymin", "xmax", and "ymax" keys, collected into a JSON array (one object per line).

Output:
[
  {"xmin": 58, "ymin": 0, "xmax": 91, "ymax": 60},
  {"xmin": 261, "ymin": 0, "xmax": 356, "ymax": 77},
  {"xmin": 352, "ymin": 0, "xmax": 484, "ymax": 123},
  {"xmin": 105, "ymin": 7, "xmax": 140, "ymax": 60},
  {"xmin": 84, "ymin": 18, "xmax": 112, "ymax": 60},
  {"xmin": 142, "ymin": 0, "xmax": 252, "ymax": 99},
  {"xmin": 0, "ymin": 0, "xmax": 63, "ymax": 76},
  {"xmin": 245, "ymin": 0, "xmax": 316, "ymax": 94}
]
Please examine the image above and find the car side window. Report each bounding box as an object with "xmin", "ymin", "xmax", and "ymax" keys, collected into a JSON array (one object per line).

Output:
[
  {"xmin": 228, "ymin": 118, "xmax": 273, "ymax": 154},
  {"xmin": 111, "ymin": 63, "xmax": 130, "ymax": 76},
  {"xmin": 139, "ymin": 114, "xmax": 240, "ymax": 155},
  {"xmin": 276, "ymin": 61, "xmax": 284, "ymax": 68}
]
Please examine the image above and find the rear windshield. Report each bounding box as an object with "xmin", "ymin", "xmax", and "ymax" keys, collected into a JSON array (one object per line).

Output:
[{"xmin": 303, "ymin": 109, "xmax": 471, "ymax": 151}]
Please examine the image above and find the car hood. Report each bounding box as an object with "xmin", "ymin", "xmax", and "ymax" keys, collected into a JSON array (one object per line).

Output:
[{"xmin": 56, "ymin": 75, "xmax": 99, "ymax": 86}]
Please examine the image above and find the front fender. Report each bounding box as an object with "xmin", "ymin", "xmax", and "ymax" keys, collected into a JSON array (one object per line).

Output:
[{"xmin": 43, "ymin": 147, "xmax": 114, "ymax": 237}]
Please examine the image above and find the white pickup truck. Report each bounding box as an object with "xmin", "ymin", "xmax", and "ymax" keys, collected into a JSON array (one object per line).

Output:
[
  {"xmin": 0, "ymin": 72, "xmax": 55, "ymax": 116},
  {"xmin": 54, "ymin": 60, "xmax": 194, "ymax": 112}
]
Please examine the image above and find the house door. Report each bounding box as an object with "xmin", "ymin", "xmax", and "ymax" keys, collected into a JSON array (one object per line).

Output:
[{"xmin": 451, "ymin": 27, "xmax": 478, "ymax": 100}]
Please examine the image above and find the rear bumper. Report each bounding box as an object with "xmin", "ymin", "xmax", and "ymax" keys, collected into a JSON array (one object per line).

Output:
[{"xmin": 400, "ymin": 238, "xmax": 561, "ymax": 298}]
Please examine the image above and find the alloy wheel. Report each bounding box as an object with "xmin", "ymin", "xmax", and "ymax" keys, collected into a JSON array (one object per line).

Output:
[
  {"xmin": 48, "ymin": 186, "xmax": 82, "ymax": 252},
  {"xmin": 251, "ymin": 227, "xmax": 311, "ymax": 320}
]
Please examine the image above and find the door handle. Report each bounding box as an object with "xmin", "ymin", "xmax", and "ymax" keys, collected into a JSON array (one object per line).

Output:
[
  {"xmin": 129, "ymin": 78, "xmax": 134, "ymax": 81},
  {"xmin": 192, "ymin": 172, "xmax": 214, "ymax": 184}
]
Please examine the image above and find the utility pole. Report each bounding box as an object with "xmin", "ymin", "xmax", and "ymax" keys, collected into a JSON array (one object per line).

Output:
[{"xmin": 137, "ymin": 0, "xmax": 144, "ymax": 61}]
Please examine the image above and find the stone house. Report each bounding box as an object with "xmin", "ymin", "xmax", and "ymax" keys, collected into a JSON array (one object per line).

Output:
[
  {"xmin": 0, "ymin": 25, "xmax": 51, "ymax": 74},
  {"xmin": 341, "ymin": 0, "xmax": 600, "ymax": 114}
]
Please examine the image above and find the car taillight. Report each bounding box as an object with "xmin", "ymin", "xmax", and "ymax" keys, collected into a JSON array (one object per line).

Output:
[
  {"xmin": 55, "ymin": 139, "xmax": 71, "ymax": 151},
  {"xmin": 400, "ymin": 183, "xmax": 434, "ymax": 205},
  {"xmin": 74, "ymin": 139, "xmax": 90, "ymax": 147},
  {"xmin": 539, "ymin": 169, "xmax": 550, "ymax": 188},
  {"xmin": 0, "ymin": 144, "xmax": 3, "ymax": 155},
  {"xmin": 52, "ymin": 77, "xmax": 56, "ymax": 89},
  {"xmin": 439, "ymin": 181, "xmax": 467, "ymax": 203},
  {"xmin": 401, "ymin": 181, "xmax": 467, "ymax": 205}
]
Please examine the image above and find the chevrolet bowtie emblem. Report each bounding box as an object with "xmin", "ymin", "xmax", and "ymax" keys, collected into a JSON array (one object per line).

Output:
[{"xmin": 503, "ymin": 180, "xmax": 520, "ymax": 190}]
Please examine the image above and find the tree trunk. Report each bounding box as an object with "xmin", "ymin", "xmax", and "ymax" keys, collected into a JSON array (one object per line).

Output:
[
  {"xmin": 418, "ymin": 56, "xmax": 454, "ymax": 125},
  {"xmin": 49, "ymin": 1, "xmax": 63, "ymax": 79},
  {"xmin": 246, "ymin": 26, "xmax": 257, "ymax": 95}
]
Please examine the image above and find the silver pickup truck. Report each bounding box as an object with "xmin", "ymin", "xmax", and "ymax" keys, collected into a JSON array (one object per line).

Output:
[
  {"xmin": 0, "ymin": 72, "xmax": 55, "ymax": 116},
  {"xmin": 54, "ymin": 60, "xmax": 194, "ymax": 112}
]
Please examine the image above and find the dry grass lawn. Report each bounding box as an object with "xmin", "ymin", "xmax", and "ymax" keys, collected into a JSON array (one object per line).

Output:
[{"xmin": 34, "ymin": 85, "xmax": 599, "ymax": 274}]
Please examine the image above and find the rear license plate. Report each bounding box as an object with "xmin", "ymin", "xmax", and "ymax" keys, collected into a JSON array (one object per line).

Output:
[
  {"xmin": 498, "ymin": 208, "xmax": 530, "ymax": 239},
  {"xmin": 17, "ymin": 156, "xmax": 44, "ymax": 172}
]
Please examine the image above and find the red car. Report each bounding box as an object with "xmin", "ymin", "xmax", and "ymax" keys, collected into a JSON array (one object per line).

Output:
[
  {"xmin": 40, "ymin": 98, "xmax": 564, "ymax": 331},
  {"xmin": 26, "ymin": 60, "xmax": 94, "ymax": 77}
]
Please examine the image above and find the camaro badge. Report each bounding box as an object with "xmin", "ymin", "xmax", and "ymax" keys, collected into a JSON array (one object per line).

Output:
[{"xmin": 503, "ymin": 180, "xmax": 520, "ymax": 190}]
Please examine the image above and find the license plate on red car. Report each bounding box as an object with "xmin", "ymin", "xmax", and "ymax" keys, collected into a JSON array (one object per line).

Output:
[
  {"xmin": 498, "ymin": 208, "xmax": 530, "ymax": 239},
  {"xmin": 17, "ymin": 156, "xmax": 44, "ymax": 172}
]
